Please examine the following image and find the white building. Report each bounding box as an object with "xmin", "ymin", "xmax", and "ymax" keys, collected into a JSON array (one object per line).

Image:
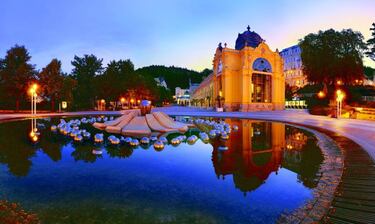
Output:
[
  {"xmin": 280, "ymin": 45, "xmax": 307, "ymax": 88},
  {"xmin": 154, "ymin": 77, "xmax": 168, "ymax": 89}
]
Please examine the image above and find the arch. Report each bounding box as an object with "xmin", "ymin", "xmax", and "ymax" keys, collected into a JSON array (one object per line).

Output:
[{"xmin": 252, "ymin": 58, "xmax": 272, "ymax": 73}]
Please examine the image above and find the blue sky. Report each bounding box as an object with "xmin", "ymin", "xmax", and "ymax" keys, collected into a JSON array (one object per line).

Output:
[{"xmin": 1, "ymin": 0, "xmax": 374, "ymax": 72}]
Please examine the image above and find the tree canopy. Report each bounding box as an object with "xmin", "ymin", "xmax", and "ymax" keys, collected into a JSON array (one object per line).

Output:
[
  {"xmin": 0, "ymin": 45, "xmax": 36, "ymax": 111},
  {"xmin": 136, "ymin": 65, "xmax": 210, "ymax": 90},
  {"xmin": 366, "ymin": 23, "xmax": 375, "ymax": 61},
  {"xmin": 39, "ymin": 59, "xmax": 64, "ymax": 111},
  {"xmin": 299, "ymin": 29, "xmax": 367, "ymax": 86},
  {"xmin": 71, "ymin": 54, "xmax": 103, "ymax": 110}
]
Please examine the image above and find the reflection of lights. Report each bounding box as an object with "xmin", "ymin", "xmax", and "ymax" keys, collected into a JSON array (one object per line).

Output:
[{"xmin": 32, "ymin": 135, "xmax": 38, "ymax": 142}]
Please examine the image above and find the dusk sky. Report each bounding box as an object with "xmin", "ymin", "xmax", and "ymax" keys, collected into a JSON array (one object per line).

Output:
[{"xmin": 1, "ymin": 0, "xmax": 374, "ymax": 73}]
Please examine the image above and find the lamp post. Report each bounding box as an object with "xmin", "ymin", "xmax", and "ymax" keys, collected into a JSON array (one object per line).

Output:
[
  {"xmin": 130, "ymin": 99, "xmax": 135, "ymax": 108},
  {"xmin": 100, "ymin": 99, "xmax": 105, "ymax": 111},
  {"xmin": 336, "ymin": 89, "xmax": 345, "ymax": 119},
  {"xmin": 28, "ymin": 84, "xmax": 38, "ymax": 141}
]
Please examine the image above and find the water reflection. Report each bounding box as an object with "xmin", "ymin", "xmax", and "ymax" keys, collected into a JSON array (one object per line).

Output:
[
  {"xmin": 211, "ymin": 119, "xmax": 323, "ymax": 193},
  {"xmin": 0, "ymin": 117, "xmax": 323, "ymax": 193}
]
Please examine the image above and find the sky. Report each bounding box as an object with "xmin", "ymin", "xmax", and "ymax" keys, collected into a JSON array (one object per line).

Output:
[{"xmin": 1, "ymin": 0, "xmax": 374, "ymax": 73}]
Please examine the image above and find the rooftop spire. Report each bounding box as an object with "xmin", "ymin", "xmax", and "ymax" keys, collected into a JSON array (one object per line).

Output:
[{"xmin": 247, "ymin": 25, "xmax": 250, "ymax": 31}]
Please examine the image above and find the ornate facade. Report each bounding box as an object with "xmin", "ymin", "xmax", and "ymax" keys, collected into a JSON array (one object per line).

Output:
[{"xmin": 212, "ymin": 26, "xmax": 285, "ymax": 111}]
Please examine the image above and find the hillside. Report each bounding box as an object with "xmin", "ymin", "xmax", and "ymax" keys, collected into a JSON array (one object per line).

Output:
[{"xmin": 136, "ymin": 65, "xmax": 212, "ymax": 90}]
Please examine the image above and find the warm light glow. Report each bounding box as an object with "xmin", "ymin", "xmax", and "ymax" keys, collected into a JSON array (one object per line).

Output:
[
  {"xmin": 137, "ymin": 100, "xmax": 140, "ymax": 104},
  {"xmin": 29, "ymin": 131, "xmax": 35, "ymax": 138},
  {"xmin": 336, "ymin": 89, "xmax": 345, "ymax": 102},
  {"xmin": 120, "ymin": 97, "xmax": 125, "ymax": 103},
  {"xmin": 101, "ymin": 99, "xmax": 105, "ymax": 103},
  {"xmin": 219, "ymin": 90, "xmax": 222, "ymax": 97},
  {"xmin": 28, "ymin": 83, "xmax": 38, "ymax": 95},
  {"xmin": 130, "ymin": 99, "xmax": 135, "ymax": 103},
  {"xmin": 317, "ymin": 91, "xmax": 325, "ymax": 98},
  {"xmin": 336, "ymin": 80, "xmax": 342, "ymax": 85},
  {"xmin": 32, "ymin": 135, "xmax": 38, "ymax": 142}
]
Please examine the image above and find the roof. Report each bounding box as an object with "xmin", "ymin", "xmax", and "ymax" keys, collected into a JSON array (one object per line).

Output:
[{"xmin": 235, "ymin": 26, "xmax": 263, "ymax": 50}]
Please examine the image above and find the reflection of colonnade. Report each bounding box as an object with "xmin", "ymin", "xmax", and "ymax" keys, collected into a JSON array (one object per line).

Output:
[{"xmin": 212, "ymin": 119, "xmax": 285, "ymax": 193}]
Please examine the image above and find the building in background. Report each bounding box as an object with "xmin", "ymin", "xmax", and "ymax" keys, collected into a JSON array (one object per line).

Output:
[
  {"xmin": 211, "ymin": 26, "xmax": 285, "ymax": 111},
  {"xmin": 154, "ymin": 76, "xmax": 168, "ymax": 89},
  {"xmin": 280, "ymin": 45, "xmax": 307, "ymax": 88},
  {"xmin": 174, "ymin": 79, "xmax": 200, "ymax": 105},
  {"xmin": 191, "ymin": 74, "xmax": 214, "ymax": 108}
]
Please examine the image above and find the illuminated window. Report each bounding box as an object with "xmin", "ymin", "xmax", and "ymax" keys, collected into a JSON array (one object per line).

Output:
[{"xmin": 252, "ymin": 74, "xmax": 271, "ymax": 103}]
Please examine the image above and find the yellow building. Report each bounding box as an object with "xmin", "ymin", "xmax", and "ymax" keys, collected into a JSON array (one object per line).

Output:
[
  {"xmin": 212, "ymin": 26, "xmax": 285, "ymax": 111},
  {"xmin": 191, "ymin": 74, "xmax": 214, "ymax": 107}
]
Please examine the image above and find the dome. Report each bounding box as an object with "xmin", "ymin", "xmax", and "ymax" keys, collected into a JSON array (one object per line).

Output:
[{"xmin": 235, "ymin": 26, "xmax": 263, "ymax": 50}]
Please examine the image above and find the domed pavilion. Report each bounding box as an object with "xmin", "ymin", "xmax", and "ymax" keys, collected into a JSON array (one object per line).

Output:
[{"xmin": 212, "ymin": 26, "xmax": 285, "ymax": 111}]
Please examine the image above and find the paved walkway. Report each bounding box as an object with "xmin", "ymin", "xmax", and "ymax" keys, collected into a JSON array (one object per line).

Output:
[{"xmin": 1, "ymin": 107, "xmax": 374, "ymax": 160}]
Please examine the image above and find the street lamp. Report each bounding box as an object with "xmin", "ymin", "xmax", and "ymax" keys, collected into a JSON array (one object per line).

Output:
[
  {"xmin": 28, "ymin": 83, "xmax": 39, "ymax": 141},
  {"xmin": 130, "ymin": 99, "xmax": 135, "ymax": 108},
  {"xmin": 336, "ymin": 89, "xmax": 345, "ymax": 119},
  {"xmin": 100, "ymin": 99, "xmax": 105, "ymax": 111}
]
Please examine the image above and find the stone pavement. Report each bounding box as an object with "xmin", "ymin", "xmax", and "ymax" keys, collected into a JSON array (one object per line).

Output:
[{"xmin": 1, "ymin": 107, "xmax": 374, "ymax": 160}]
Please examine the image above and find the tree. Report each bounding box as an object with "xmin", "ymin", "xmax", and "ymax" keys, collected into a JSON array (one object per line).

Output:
[
  {"xmin": 0, "ymin": 45, "xmax": 36, "ymax": 111},
  {"xmin": 71, "ymin": 54, "xmax": 103, "ymax": 110},
  {"xmin": 60, "ymin": 76, "xmax": 77, "ymax": 109},
  {"xmin": 39, "ymin": 59, "xmax": 64, "ymax": 111},
  {"xmin": 299, "ymin": 29, "xmax": 367, "ymax": 89},
  {"xmin": 366, "ymin": 23, "xmax": 375, "ymax": 61}
]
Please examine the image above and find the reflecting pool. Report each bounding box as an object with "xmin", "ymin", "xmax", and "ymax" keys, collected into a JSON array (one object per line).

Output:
[{"xmin": 0, "ymin": 117, "xmax": 324, "ymax": 223}]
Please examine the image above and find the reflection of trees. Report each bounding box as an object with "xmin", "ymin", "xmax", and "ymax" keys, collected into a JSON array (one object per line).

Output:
[
  {"xmin": 0, "ymin": 120, "xmax": 37, "ymax": 177},
  {"xmin": 39, "ymin": 125, "xmax": 65, "ymax": 162},
  {"xmin": 106, "ymin": 146, "xmax": 134, "ymax": 158},
  {"xmin": 71, "ymin": 144, "xmax": 102, "ymax": 163},
  {"xmin": 282, "ymin": 128, "xmax": 324, "ymax": 188}
]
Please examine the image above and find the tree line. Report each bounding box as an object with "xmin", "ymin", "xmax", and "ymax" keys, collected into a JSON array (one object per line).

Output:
[{"xmin": 0, "ymin": 46, "xmax": 209, "ymax": 111}]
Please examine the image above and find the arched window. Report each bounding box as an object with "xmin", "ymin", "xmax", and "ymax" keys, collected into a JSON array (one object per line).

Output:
[{"xmin": 252, "ymin": 58, "xmax": 272, "ymax": 73}]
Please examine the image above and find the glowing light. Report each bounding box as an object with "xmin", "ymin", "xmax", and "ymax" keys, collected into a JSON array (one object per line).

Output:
[
  {"xmin": 101, "ymin": 99, "xmax": 105, "ymax": 103},
  {"xmin": 336, "ymin": 89, "xmax": 345, "ymax": 102},
  {"xmin": 336, "ymin": 80, "xmax": 342, "ymax": 85},
  {"xmin": 317, "ymin": 91, "xmax": 325, "ymax": 98},
  {"xmin": 130, "ymin": 99, "xmax": 135, "ymax": 103},
  {"xmin": 120, "ymin": 97, "xmax": 125, "ymax": 103},
  {"xmin": 219, "ymin": 90, "xmax": 222, "ymax": 97},
  {"xmin": 32, "ymin": 135, "xmax": 38, "ymax": 142}
]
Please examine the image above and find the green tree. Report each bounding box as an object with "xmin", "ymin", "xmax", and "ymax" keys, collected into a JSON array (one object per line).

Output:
[
  {"xmin": 366, "ymin": 23, "xmax": 375, "ymax": 61},
  {"xmin": 0, "ymin": 45, "xmax": 36, "ymax": 111},
  {"xmin": 71, "ymin": 54, "xmax": 103, "ymax": 110},
  {"xmin": 61, "ymin": 76, "xmax": 77, "ymax": 109},
  {"xmin": 299, "ymin": 29, "xmax": 367, "ymax": 88},
  {"xmin": 39, "ymin": 59, "xmax": 64, "ymax": 111}
]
